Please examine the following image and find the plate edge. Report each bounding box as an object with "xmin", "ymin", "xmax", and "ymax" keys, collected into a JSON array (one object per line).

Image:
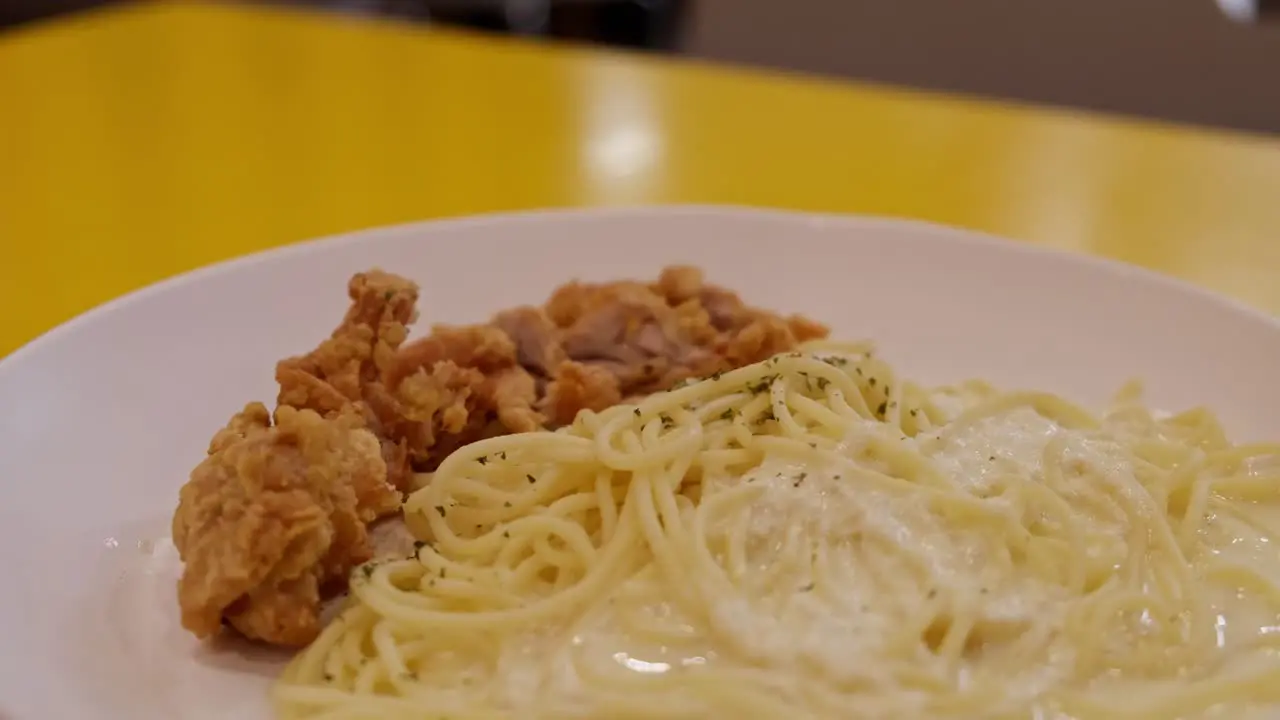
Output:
[{"xmin": 3, "ymin": 204, "xmax": 1277, "ymax": 377}]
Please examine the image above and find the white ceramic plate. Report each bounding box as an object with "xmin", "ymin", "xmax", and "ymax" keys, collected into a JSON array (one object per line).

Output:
[{"xmin": 3, "ymin": 206, "xmax": 1280, "ymax": 720}]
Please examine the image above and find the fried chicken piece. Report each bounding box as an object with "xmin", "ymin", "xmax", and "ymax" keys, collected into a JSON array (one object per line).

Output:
[
  {"xmin": 283, "ymin": 264, "xmax": 825, "ymax": 480},
  {"xmin": 542, "ymin": 360, "xmax": 624, "ymax": 426},
  {"xmin": 367, "ymin": 360, "xmax": 485, "ymax": 465},
  {"xmin": 277, "ymin": 270, "xmax": 418, "ymax": 405},
  {"xmin": 172, "ymin": 403, "xmax": 398, "ymax": 646},
  {"xmin": 540, "ymin": 265, "xmax": 828, "ymax": 398},
  {"xmin": 488, "ymin": 366, "xmax": 543, "ymax": 433},
  {"xmin": 384, "ymin": 323, "xmax": 518, "ymax": 389},
  {"xmin": 379, "ymin": 325, "xmax": 544, "ymax": 471},
  {"xmin": 276, "ymin": 269, "xmax": 421, "ymax": 489},
  {"xmin": 485, "ymin": 265, "xmax": 829, "ymax": 425}
]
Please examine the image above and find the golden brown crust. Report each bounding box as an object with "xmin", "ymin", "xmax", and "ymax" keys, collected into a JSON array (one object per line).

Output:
[
  {"xmin": 541, "ymin": 360, "xmax": 624, "ymax": 426},
  {"xmin": 171, "ymin": 405, "xmax": 396, "ymax": 646}
]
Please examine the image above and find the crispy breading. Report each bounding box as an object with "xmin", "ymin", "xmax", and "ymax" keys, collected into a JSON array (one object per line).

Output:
[
  {"xmin": 275, "ymin": 269, "xmax": 421, "ymax": 490},
  {"xmin": 171, "ymin": 404, "xmax": 397, "ymax": 646},
  {"xmin": 522, "ymin": 265, "xmax": 828, "ymax": 399},
  {"xmin": 384, "ymin": 323, "xmax": 517, "ymax": 389},
  {"xmin": 375, "ymin": 324, "xmax": 538, "ymax": 472},
  {"xmin": 541, "ymin": 360, "xmax": 624, "ymax": 426},
  {"xmin": 279, "ymin": 270, "xmax": 419, "ymax": 396}
]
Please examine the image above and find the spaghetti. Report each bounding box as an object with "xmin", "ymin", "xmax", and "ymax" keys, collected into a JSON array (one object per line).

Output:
[{"xmin": 274, "ymin": 342, "xmax": 1280, "ymax": 719}]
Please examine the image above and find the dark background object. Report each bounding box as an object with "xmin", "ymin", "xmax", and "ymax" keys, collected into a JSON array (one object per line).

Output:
[
  {"xmin": 3, "ymin": 0, "xmax": 1280, "ymax": 134},
  {"xmin": 415, "ymin": 0, "xmax": 688, "ymax": 51},
  {"xmin": 0, "ymin": 0, "xmax": 689, "ymax": 51},
  {"xmin": 0, "ymin": 0, "xmax": 107, "ymax": 27}
]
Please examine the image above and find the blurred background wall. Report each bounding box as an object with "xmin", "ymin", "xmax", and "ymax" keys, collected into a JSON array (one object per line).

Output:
[
  {"xmin": 686, "ymin": 0, "xmax": 1280, "ymax": 135},
  {"xmin": 3, "ymin": 0, "xmax": 1278, "ymax": 134}
]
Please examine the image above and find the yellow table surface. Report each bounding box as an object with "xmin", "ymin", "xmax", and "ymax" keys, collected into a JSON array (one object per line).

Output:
[{"xmin": 3, "ymin": 2, "xmax": 1280, "ymax": 358}]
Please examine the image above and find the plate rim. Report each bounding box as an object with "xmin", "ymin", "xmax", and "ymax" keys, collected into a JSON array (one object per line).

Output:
[{"xmin": 5, "ymin": 203, "xmax": 1278, "ymax": 377}]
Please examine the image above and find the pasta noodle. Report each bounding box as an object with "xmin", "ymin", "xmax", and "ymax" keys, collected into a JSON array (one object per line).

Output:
[{"xmin": 274, "ymin": 341, "xmax": 1280, "ymax": 719}]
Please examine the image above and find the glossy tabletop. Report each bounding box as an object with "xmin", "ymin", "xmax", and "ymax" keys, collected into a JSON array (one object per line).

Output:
[{"xmin": 2, "ymin": 2, "xmax": 1280, "ymax": 357}]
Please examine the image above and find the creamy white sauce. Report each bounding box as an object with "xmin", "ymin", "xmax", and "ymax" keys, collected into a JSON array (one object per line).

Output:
[
  {"xmin": 306, "ymin": 401, "xmax": 1280, "ymax": 718},
  {"xmin": 927, "ymin": 407, "xmax": 1128, "ymax": 496}
]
